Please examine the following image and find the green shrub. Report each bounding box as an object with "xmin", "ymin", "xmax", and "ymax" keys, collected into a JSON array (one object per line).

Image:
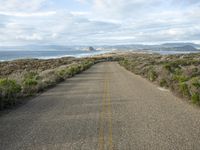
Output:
[
  {"xmin": 174, "ymin": 68, "xmax": 182, "ymax": 75},
  {"xmin": 39, "ymin": 70, "xmax": 63, "ymax": 90},
  {"xmin": 65, "ymin": 66, "xmax": 77, "ymax": 77},
  {"xmin": 119, "ymin": 59, "xmax": 132, "ymax": 70},
  {"xmin": 57, "ymin": 69, "xmax": 68, "ymax": 79},
  {"xmin": 23, "ymin": 78, "xmax": 38, "ymax": 86},
  {"xmin": 191, "ymin": 78, "xmax": 200, "ymax": 89},
  {"xmin": 163, "ymin": 62, "xmax": 181, "ymax": 73},
  {"xmin": 179, "ymin": 82, "xmax": 191, "ymax": 98},
  {"xmin": 22, "ymin": 72, "xmax": 39, "ymax": 95},
  {"xmin": 191, "ymin": 93, "xmax": 200, "ymax": 104},
  {"xmin": 0, "ymin": 78, "xmax": 21, "ymax": 109},
  {"xmin": 148, "ymin": 69, "xmax": 158, "ymax": 81},
  {"xmin": 159, "ymin": 79, "xmax": 168, "ymax": 87},
  {"xmin": 81, "ymin": 61, "xmax": 93, "ymax": 70},
  {"xmin": 24, "ymin": 71, "xmax": 39, "ymax": 80},
  {"xmin": 163, "ymin": 63, "xmax": 173, "ymax": 72},
  {"xmin": 68, "ymin": 65, "xmax": 83, "ymax": 76},
  {"xmin": 57, "ymin": 61, "xmax": 93, "ymax": 80},
  {"xmin": 173, "ymin": 75, "xmax": 189, "ymax": 82},
  {"xmin": 192, "ymin": 67, "xmax": 198, "ymax": 73}
]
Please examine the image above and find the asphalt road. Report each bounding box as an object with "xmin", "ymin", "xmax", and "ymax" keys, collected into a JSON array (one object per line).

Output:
[{"xmin": 1, "ymin": 62, "xmax": 200, "ymax": 150}]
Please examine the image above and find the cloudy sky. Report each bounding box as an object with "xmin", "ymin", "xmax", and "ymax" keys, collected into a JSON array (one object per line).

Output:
[{"xmin": 0, "ymin": 0, "xmax": 200, "ymax": 46}]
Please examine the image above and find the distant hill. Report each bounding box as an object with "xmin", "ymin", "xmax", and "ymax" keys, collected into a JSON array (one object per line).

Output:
[
  {"xmin": 100, "ymin": 43, "xmax": 200, "ymax": 52},
  {"xmin": 162, "ymin": 43, "xmax": 200, "ymax": 48},
  {"xmin": 174, "ymin": 45, "xmax": 197, "ymax": 51},
  {"xmin": 0, "ymin": 43, "xmax": 199, "ymax": 53},
  {"xmin": 172, "ymin": 45, "xmax": 197, "ymax": 51},
  {"xmin": 151, "ymin": 45, "xmax": 198, "ymax": 52}
]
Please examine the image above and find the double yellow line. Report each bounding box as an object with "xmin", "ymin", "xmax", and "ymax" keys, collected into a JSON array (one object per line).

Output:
[{"xmin": 98, "ymin": 73, "xmax": 113, "ymax": 150}]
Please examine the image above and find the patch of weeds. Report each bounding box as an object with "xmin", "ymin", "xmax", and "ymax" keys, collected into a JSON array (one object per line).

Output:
[
  {"xmin": 148, "ymin": 69, "xmax": 158, "ymax": 81},
  {"xmin": 191, "ymin": 77, "xmax": 200, "ymax": 89},
  {"xmin": 22, "ymin": 72, "xmax": 39, "ymax": 95},
  {"xmin": 179, "ymin": 82, "xmax": 191, "ymax": 98},
  {"xmin": 0, "ymin": 78, "xmax": 21, "ymax": 109},
  {"xmin": 159, "ymin": 79, "xmax": 168, "ymax": 87},
  {"xmin": 174, "ymin": 68, "xmax": 182, "ymax": 75},
  {"xmin": 57, "ymin": 69, "xmax": 68, "ymax": 80},
  {"xmin": 163, "ymin": 62, "xmax": 181, "ymax": 73},
  {"xmin": 163, "ymin": 63, "xmax": 173, "ymax": 72},
  {"xmin": 173, "ymin": 75, "xmax": 189, "ymax": 83},
  {"xmin": 191, "ymin": 93, "xmax": 199, "ymax": 104}
]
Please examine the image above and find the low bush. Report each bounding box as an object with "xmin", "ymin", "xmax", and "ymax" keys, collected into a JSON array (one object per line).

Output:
[
  {"xmin": 57, "ymin": 61, "xmax": 94, "ymax": 80},
  {"xmin": 163, "ymin": 63, "xmax": 173, "ymax": 72},
  {"xmin": 191, "ymin": 77, "xmax": 200, "ymax": 89},
  {"xmin": 22, "ymin": 72, "xmax": 39, "ymax": 96},
  {"xmin": 148, "ymin": 69, "xmax": 158, "ymax": 81},
  {"xmin": 174, "ymin": 68, "xmax": 182, "ymax": 76},
  {"xmin": 0, "ymin": 78, "xmax": 21, "ymax": 109},
  {"xmin": 57, "ymin": 69, "xmax": 69, "ymax": 79},
  {"xmin": 39, "ymin": 70, "xmax": 63, "ymax": 90},
  {"xmin": 68, "ymin": 65, "xmax": 81, "ymax": 76},
  {"xmin": 192, "ymin": 93, "xmax": 199, "ymax": 104},
  {"xmin": 159, "ymin": 79, "xmax": 168, "ymax": 87},
  {"xmin": 179, "ymin": 82, "xmax": 191, "ymax": 98},
  {"xmin": 173, "ymin": 75, "xmax": 189, "ymax": 82}
]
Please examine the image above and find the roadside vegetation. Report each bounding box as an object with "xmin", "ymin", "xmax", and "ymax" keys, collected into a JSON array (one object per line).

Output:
[
  {"xmin": 0, "ymin": 57, "xmax": 96, "ymax": 110},
  {"xmin": 1, "ymin": 52, "xmax": 199, "ymax": 110},
  {"xmin": 119, "ymin": 53, "xmax": 200, "ymax": 105}
]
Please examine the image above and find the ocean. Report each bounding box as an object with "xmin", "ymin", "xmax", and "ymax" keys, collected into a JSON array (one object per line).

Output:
[
  {"xmin": 0, "ymin": 49, "xmax": 199, "ymax": 62},
  {"xmin": 0, "ymin": 50, "xmax": 109, "ymax": 61}
]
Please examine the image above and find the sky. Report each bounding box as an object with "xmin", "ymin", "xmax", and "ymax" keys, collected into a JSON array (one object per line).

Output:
[{"xmin": 0, "ymin": 0, "xmax": 200, "ymax": 46}]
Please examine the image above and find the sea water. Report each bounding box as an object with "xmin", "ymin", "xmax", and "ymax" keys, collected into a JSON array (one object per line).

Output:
[
  {"xmin": 0, "ymin": 50, "xmax": 109, "ymax": 61},
  {"xmin": 0, "ymin": 49, "xmax": 199, "ymax": 61}
]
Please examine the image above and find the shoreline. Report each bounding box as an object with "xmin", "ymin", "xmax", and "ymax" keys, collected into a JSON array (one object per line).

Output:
[
  {"xmin": 0, "ymin": 50, "xmax": 200, "ymax": 62},
  {"xmin": 0, "ymin": 50, "xmax": 112, "ymax": 62}
]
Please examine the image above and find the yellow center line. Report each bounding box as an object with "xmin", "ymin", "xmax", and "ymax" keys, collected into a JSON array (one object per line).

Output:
[{"xmin": 98, "ymin": 67, "xmax": 113, "ymax": 150}]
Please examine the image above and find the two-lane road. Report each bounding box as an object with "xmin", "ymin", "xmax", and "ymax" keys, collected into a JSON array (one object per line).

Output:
[{"xmin": 1, "ymin": 62, "xmax": 200, "ymax": 150}]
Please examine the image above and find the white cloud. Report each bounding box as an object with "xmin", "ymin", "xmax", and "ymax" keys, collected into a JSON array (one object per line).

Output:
[
  {"xmin": 0, "ymin": 11, "xmax": 56, "ymax": 17},
  {"xmin": 70, "ymin": 11, "xmax": 90, "ymax": 16},
  {"xmin": 75, "ymin": 0, "xmax": 87, "ymax": 4},
  {"xmin": 16, "ymin": 33, "xmax": 43, "ymax": 41},
  {"xmin": 0, "ymin": 0, "xmax": 47, "ymax": 12},
  {"xmin": 0, "ymin": 0, "xmax": 200, "ymax": 45}
]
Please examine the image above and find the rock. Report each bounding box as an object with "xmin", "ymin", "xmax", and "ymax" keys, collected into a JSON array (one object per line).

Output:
[{"xmin": 88, "ymin": 46, "xmax": 96, "ymax": 51}]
